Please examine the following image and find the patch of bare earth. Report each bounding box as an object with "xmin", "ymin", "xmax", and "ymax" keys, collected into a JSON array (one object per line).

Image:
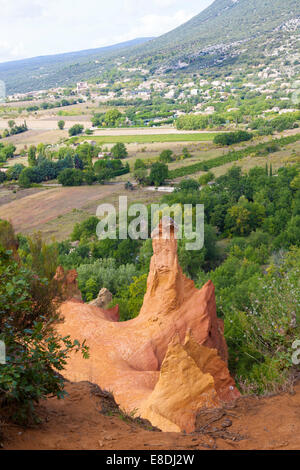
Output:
[
  {"xmin": 0, "ymin": 184, "xmax": 124, "ymax": 234},
  {"xmin": 2, "ymin": 381, "xmax": 300, "ymax": 451}
]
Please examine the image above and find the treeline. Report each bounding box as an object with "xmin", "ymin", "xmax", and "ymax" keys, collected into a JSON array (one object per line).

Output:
[
  {"xmin": 1, "ymin": 142, "xmax": 130, "ymax": 188},
  {"xmin": 176, "ymin": 113, "xmax": 226, "ymax": 130},
  {"xmin": 26, "ymin": 98, "xmax": 83, "ymax": 113},
  {"xmin": 214, "ymin": 130, "xmax": 253, "ymax": 146},
  {"xmin": 250, "ymin": 111, "xmax": 300, "ymax": 135},
  {"xmin": 176, "ymin": 110, "xmax": 300, "ymax": 135},
  {"xmin": 0, "ymin": 121, "xmax": 28, "ymax": 139}
]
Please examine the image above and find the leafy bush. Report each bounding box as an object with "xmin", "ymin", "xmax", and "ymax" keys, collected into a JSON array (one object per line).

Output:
[
  {"xmin": 176, "ymin": 113, "xmax": 225, "ymax": 130},
  {"xmin": 68, "ymin": 124, "xmax": 84, "ymax": 136},
  {"xmin": 71, "ymin": 217, "xmax": 100, "ymax": 241},
  {"xmin": 175, "ymin": 179, "xmax": 200, "ymax": 192},
  {"xmin": 111, "ymin": 142, "xmax": 128, "ymax": 159},
  {"xmin": 58, "ymin": 168, "xmax": 84, "ymax": 186},
  {"xmin": 110, "ymin": 274, "xmax": 148, "ymax": 321},
  {"xmin": 0, "ymin": 246, "xmax": 88, "ymax": 424},
  {"xmin": 0, "ymin": 144, "xmax": 16, "ymax": 162},
  {"xmin": 159, "ymin": 149, "xmax": 173, "ymax": 163},
  {"xmin": 225, "ymin": 249, "xmax": 300, "ymax": 394},
  {"xmin": 214, "ymin": 130, "xmax": 253, "ymax": 146},
  {"xmin": 6, "ymin": 164, "xmax": 25, "ymax": 181},
  {"xmin": 199, "ymin": 171, "xmax": 215, "ymax": 185},
  {"xmin": 149, "ymin": 162, "xmax": 168, "ymax": 186},
  {"xmin": 0, "ymin": 170, "xmax": 6, "ymax": 183}
]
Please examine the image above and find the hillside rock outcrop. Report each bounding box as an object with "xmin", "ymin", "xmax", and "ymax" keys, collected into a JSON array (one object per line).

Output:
[
  {"xmin": 89, "ymin": 287, "xmax": 113, "ymax": 310},
  {"xmin": 56, "ymin": 219, "xmax": 240, "ymax": 432}
]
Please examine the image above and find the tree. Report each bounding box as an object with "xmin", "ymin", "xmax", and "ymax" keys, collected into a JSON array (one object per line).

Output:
[
  {"xmin": 104, "ymin": 109, "xmax": 122, "ymax": 127},
  {"xmin": 111, "ymin": 142, "xmax": 128, "ymax": 159},
  {"xmin": 176, "ymin": 179, "xmax": 200, "ymax": 192},
  {"xmin": 84, "ymin": 170, "xmax": 96, "ymax": 185},
  {"xmin": 159, "ymin": 149, "xmax": 173, "ymax": 163},
  {"xmin": 68, "ymin": 124, "xmax": 84, "ymax": 137},
  {"xmin": 97, "ymin": 168, "xmax": 114, "ymax": 184},
  {"xmin": 0, "ymin": 170, "xmax": 6, "ymax": 183},
  {"xmin": 0, "ymin": 144, "xmax": 16, "ymax": 162},
  {"xmin": 134, "ymin": 168, "xmax": 148, "ymax": 185},
  {"xmin": 6, "ymin": 164, "xmax": 25, "ymax": 181},
  {"xmin": 74, "ymin": 154, "xmax": 84, "ymax": 170},
  {"xmin": 134, "ymin": 159, "xmax": 146, "ymax": 171},
  {"xmin": 58, "ymin": 120, "xmax": 65, "ymax": 130},
  {"xmin": 28, "ymin": 145, "xmax": 37, "ymax": 167},
  {"xmin": 36, "ymin": 143, "xmax": 46, "ymax": 157},
  {"xmin": 71, "ymin": 216, "xmax": 100, "ymax": 241},
  {"xmin": 149, "ymin": 162, "xmax": 168, "ymax": 186},
  {"xmin": 199, "ymin": 171, "xmax": 215, "ymax": 186},
  {"xmin": 58, "ymin": 168, "xmax": 84, "ymax": 186}
]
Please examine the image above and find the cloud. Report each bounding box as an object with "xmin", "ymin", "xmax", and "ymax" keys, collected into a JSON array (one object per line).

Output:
[
  {"xmin": 0, "ymin": 0, "xmax": 214, "ymax": 62},
  {"xmin": 0, "ymin": 40, "xmax": 25, "ymax": 62},
  {"xmin": 95, "ymin": 9, "xmax": 194, "ymax": 47}
]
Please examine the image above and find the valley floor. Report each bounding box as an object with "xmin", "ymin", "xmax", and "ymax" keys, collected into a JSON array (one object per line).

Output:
[{"xmin": 2, "ymin": 381, "xmax": 300, "ymax": 451}]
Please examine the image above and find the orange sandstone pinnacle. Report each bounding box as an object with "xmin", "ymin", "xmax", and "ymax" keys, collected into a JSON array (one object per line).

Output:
[{"xmin": 56, "ymin": 219, "xmax": 240, "ymax": 432}]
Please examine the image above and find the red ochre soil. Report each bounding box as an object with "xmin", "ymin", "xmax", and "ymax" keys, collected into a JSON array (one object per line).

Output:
[{"xmin": 2, "ymin": 380, "xmax": 300, "ymax": 451}]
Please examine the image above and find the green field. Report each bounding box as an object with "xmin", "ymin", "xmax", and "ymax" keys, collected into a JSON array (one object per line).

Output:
[{"xmin": 73, "ymin": 133, "xmax": 218, "ymax": 144}]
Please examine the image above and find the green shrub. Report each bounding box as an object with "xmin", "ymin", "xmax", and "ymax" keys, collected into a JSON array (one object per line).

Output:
[
  {"xmin": 58, "ymin": 168, "xmax": 84, "ymax": 186},
  {"xmin": 110, "ymin": 274, "xmax": 147, "ymax": 321},
  {"xmin": 225, "ymin": 249, "xmax": 300, "ymax": 395},
  {"xmin": 175, "ymin": 179, "xmax": 200, "ymax": 192},
  {"xmin": 68, "ymin": 124, "xmax": 84, "ymax": 137},
  {"xmin": 71, "ymin": 216, "xmax": 100, "ymax": 241},
  {"xmin": 149, "ymin": 162, "xmax": 168, "ymax": 186},
  {"xmin": 214, "ymin": 130, "xmax": 253, "ymax": 146},
  {"xmin": 0, "ymin": 246, "xmax": 88, "ymax": 424}
]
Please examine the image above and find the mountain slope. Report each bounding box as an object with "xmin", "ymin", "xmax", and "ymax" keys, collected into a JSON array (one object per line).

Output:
[
  {"xmin": 126, "ymin": 0, "xmax": 300, "ymax": 71},
  {"xmin": 138, "ymin": 0, "xmax": 299, "ymax": 53},
  {"xmin": 0, "ymin": 38, "xmax": 154, "ymax": 94}
]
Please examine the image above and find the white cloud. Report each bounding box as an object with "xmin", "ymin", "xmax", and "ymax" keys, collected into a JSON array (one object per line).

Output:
[
  {"xmin": 0, "ymin": 0, "xmax": 214, "ymax": 62},
  {"xmin": 95, "ymin": 9, "xmax": 194, "ymax": 47},
  {"xmin": 0, "ymin": 40, "xmax": 25, "ymax": 62}
]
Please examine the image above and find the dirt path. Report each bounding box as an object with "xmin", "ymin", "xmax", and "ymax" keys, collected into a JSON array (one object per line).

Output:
[{"xmin": 2, "ymin": 381, "xmax": 300, "ymax": 451}]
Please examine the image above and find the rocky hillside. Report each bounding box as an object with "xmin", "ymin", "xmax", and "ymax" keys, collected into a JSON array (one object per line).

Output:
[{"xmin": 127, "ymin": 0, "xmax": 300, "ymax": 73}]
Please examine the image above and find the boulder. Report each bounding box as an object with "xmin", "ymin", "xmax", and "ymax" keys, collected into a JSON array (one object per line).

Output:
[{"xmin": 89, "ymin": 288, "xmax": 113, "ymax": 310}]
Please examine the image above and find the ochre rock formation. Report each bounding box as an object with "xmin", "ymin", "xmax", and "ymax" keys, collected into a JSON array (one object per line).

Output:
[
  {"xmin": 56, "ymin": 220, "xmax": 240, "ymax": 432},
  {"xmin": 54, "ymin": 266, "xmax": 83, "ymax": 302}
]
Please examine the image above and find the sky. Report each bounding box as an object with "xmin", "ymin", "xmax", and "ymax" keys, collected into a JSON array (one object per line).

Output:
[{"xmin": 0, "ymin": 0, "xmax": 214, "ymax": 63}]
